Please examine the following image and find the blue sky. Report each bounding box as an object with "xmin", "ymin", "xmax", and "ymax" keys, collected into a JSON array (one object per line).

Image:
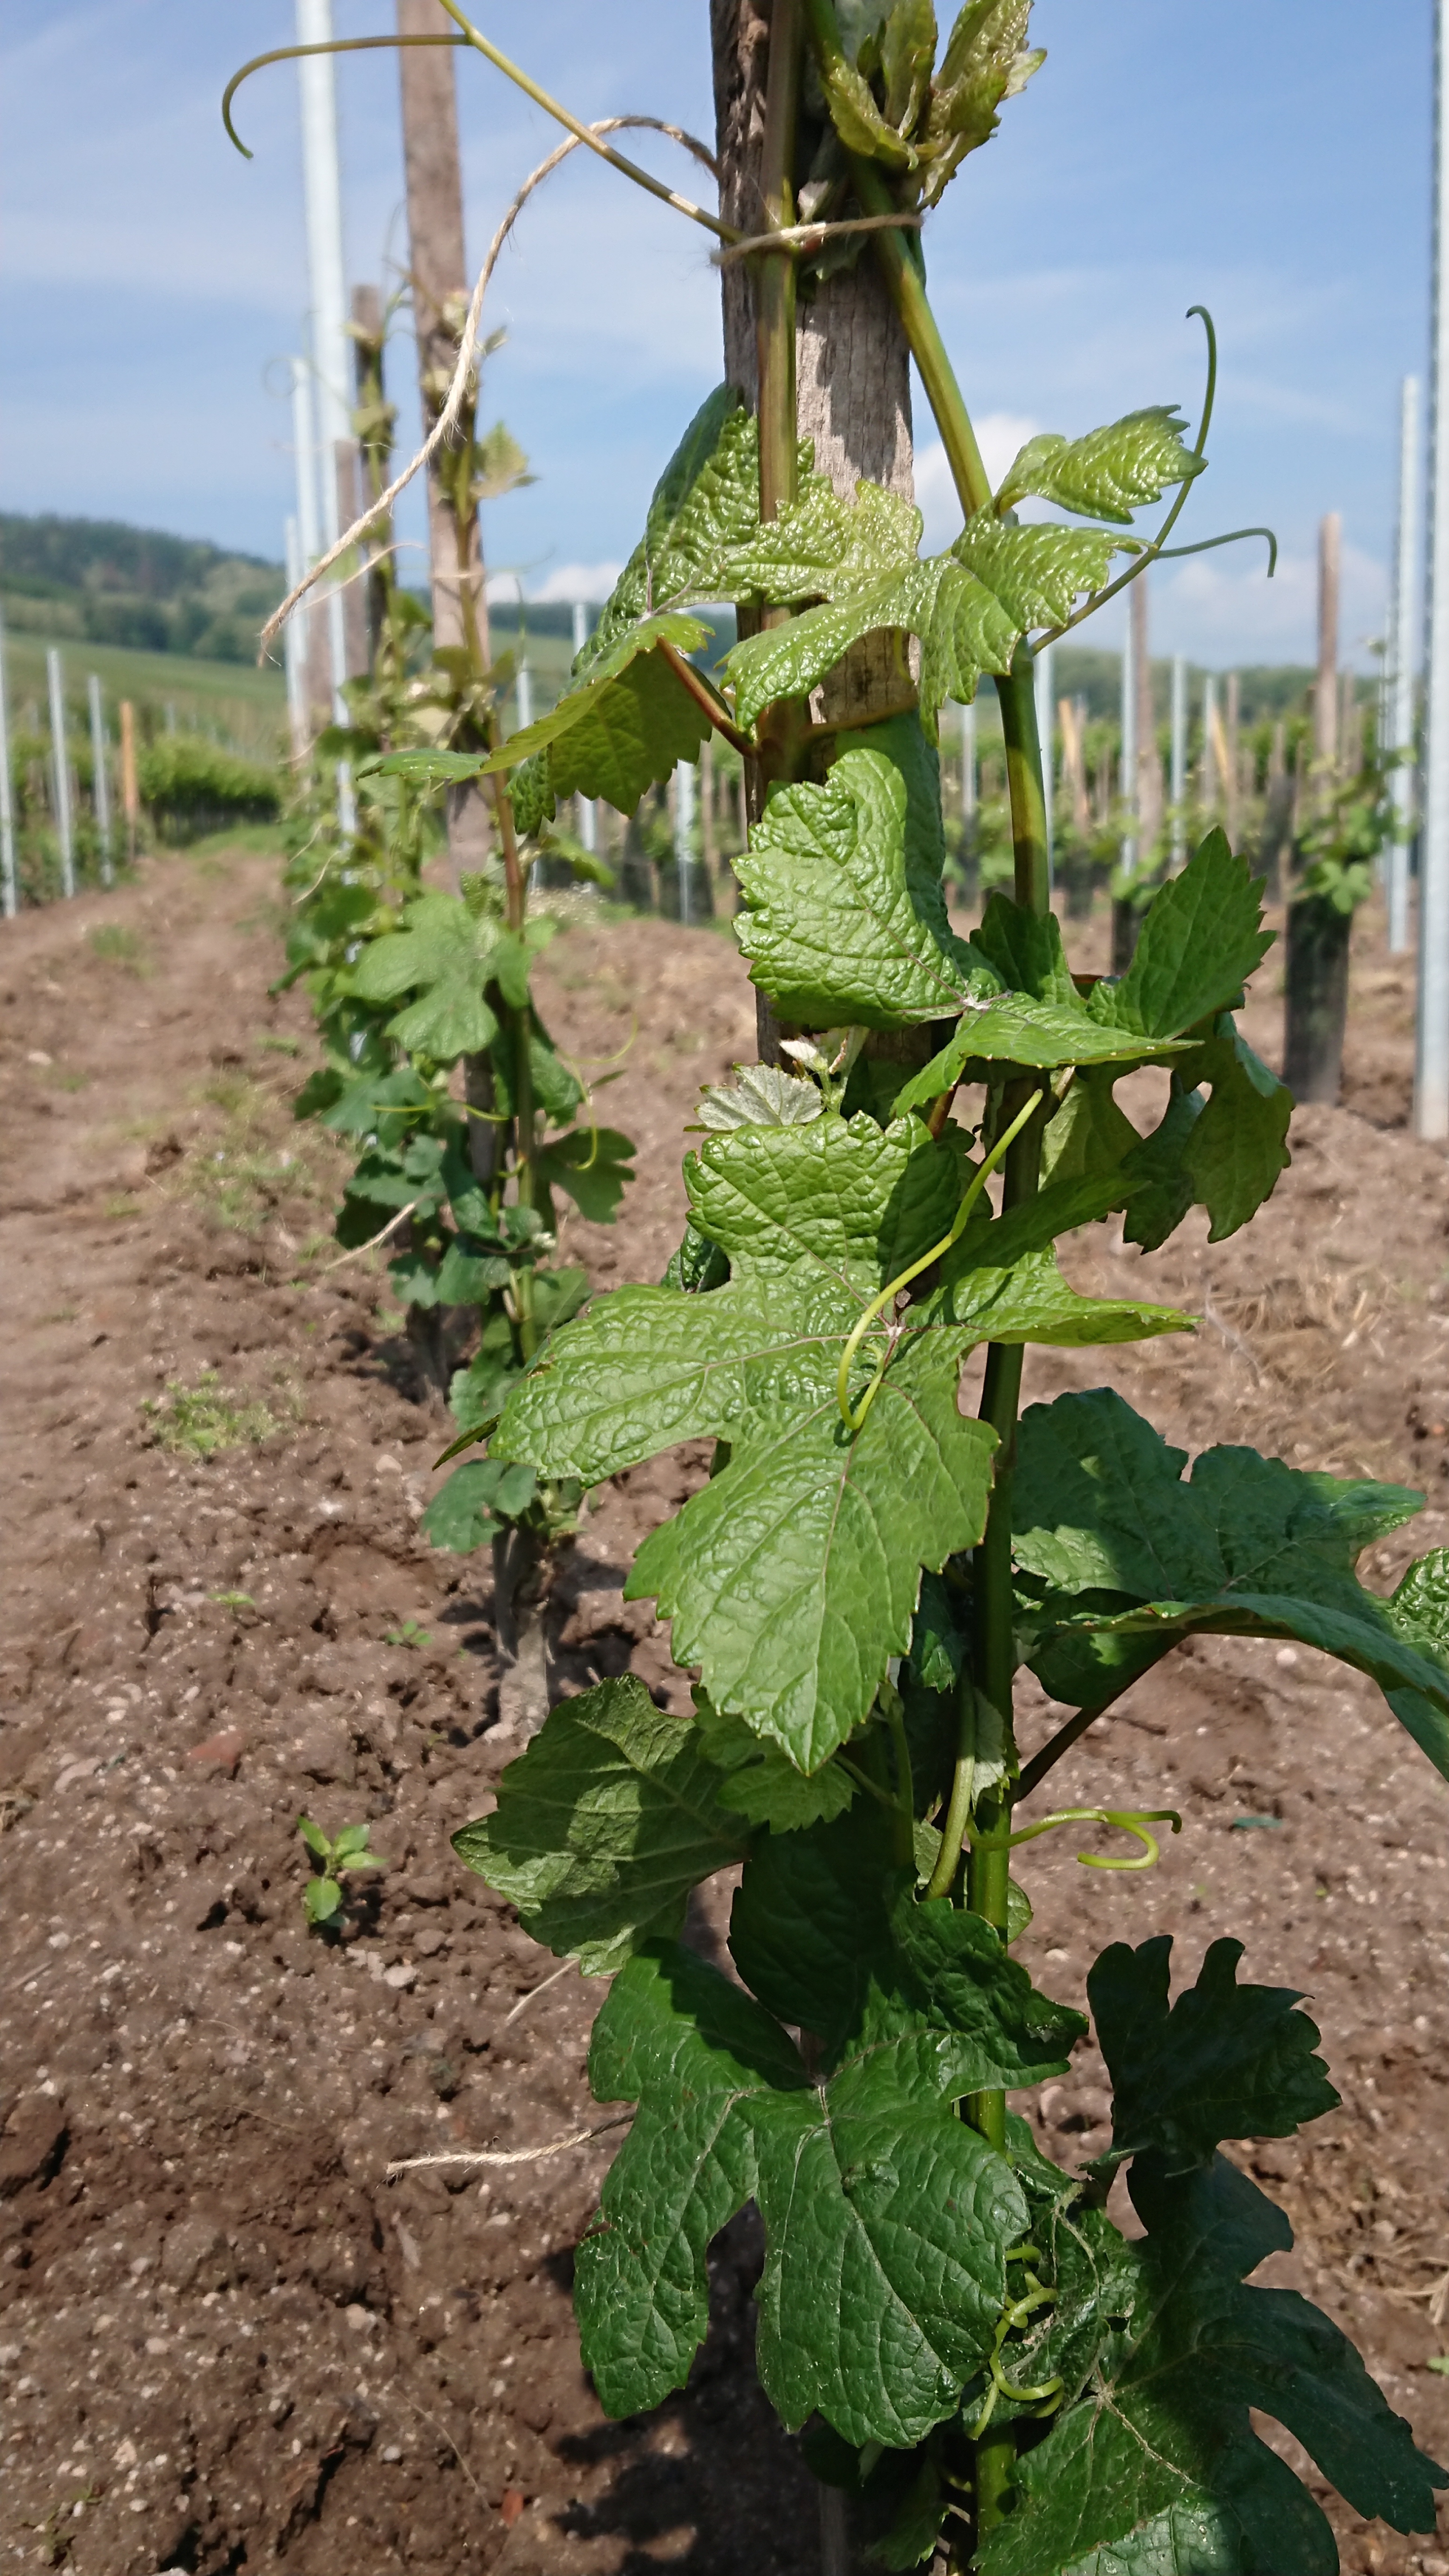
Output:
[{"xmin": 0, "ymin": 1, "xmax": 1433, "ymax": 666}]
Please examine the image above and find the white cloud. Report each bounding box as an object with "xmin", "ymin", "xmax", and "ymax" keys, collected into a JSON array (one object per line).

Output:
[
  {"xmin": 1149, "ymin": 536, "xmax": 1387, "ymax": 668},
  {"xmin": 489, "ymin": 561, "xmax": 624, "ymax": 607}
]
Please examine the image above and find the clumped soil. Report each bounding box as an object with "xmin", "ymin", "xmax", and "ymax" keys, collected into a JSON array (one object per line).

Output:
[{"xmin": 1, "ymin": 852, "xmax": 1449, "ymax": 2576}]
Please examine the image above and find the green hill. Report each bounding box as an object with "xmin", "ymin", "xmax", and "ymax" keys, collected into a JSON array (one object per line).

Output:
[{"xmin": 0, "ymin": 513, "xmax": 286, "ymax": 664}]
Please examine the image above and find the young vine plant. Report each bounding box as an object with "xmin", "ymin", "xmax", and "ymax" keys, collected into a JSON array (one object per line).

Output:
[
  {"xmin": 275, "ymin": 0, "xmax": 1449, "ymax": 2564},
  {"xmin": 278, "ymin": 298, "xmax": 634, "ymax": 1646}
]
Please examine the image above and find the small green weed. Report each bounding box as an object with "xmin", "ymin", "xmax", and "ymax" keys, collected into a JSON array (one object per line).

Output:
[
  {"xmin": 88, "ymin": 923, "xmax": 148, "ymax": 973},
  {"xmin": 297, "ymin": 1814, "xmax": 387, "ymax": 1925},
  {"xmin": 256, "ymin": 1031, "xmax": 301, "ymax": 1056},
  {"xmin": 103, "ymin": 1194, "xmax": 143, "ymax": 1220},
  {"xmin": 140, "ymin": 1370, "xmax": 281, "ymax": 1458},
  {"xmin": 385, "ymin": 1619, "xmax": 432, "ymax": 1649},
  {"xmin": 209, "ymin": 1589, "xmax": 256, "ymax": 1610}
]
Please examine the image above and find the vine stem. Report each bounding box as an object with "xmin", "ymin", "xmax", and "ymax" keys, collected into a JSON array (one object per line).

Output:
[{"xmin": 806, "ymin": 37, "xmax": 1053, "ymax": 2545}]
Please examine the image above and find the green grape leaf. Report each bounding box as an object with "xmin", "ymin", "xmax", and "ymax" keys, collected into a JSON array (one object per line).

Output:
[
  {"xmin": 980, "ymin": 2154, "xmax": 1445, "ymax": 2576},
  {"xmin": 694, "ymin": 1061, "xmax": 824, "ymax": 1130},
  {"xmin": 970, "ymin": 889, "xmax": 1081, "ymax": 1006},
  {"xmin": 1391, "ymin": 1548, "xmax": 1449, "ymax": 1649},
  {"xmin": 692, "ymin": 1691, "xmax": 856, "ymax": 1831},
  {"xmin": 494, "ymin": 1113, "xmax": 1003, "ymax": 1765},
  {"xmin": 728, "ymin": 1804, "xmax": 1084, "ymax": 2075},
  {"xmin": 1119, "ymin": 1077, "xmax": 1202, "ymax": 1252},
  {"xmin": 1015, "ymin": 1389, "xmax": 1449, "ymax": 1773},
  {"xmin": 995, "ymin": 406, "xmax": 1207, "ymax": 526},
  {"xmin": 1088, "ymin": 831, "xmax": 1274, "ymax": 1038},
  {"xmin": 535, "ymin": 1125, "xmax": 637, "ymax": 1223},
  {"xmin": 1088, "ymin": 1934, "xmax": 1338, "ymax": 2174},
  {"xmin": 582, "ymin": 389, "xmax": 763, "ymax": 666},
  {"xmin": 578, "ymin": 1940, "xmax": 1030, "ymax": 2444},
  {"xmin": 628, "ymin": 1325, "xmax": 994, "ymax": 1771},
  {"xmin": 735, "ymin": 730, "xmax": 986, "ymax": 1027},
  {"xmin": 349, "ymin": 891, "xmax": 500, "ymax": 1062},
  {"xmin": 912, "ymin": 1568, "xmax": 967, "ymax": 1691},
  {"xmin": 481, "ymin": 612, "xmax": 712, "ymax": 815},
  {"xmin": 420, "ymin": 1456, "xmax": 536, "ymax": 1552},
  {"xmin": 1175, "ymin": 1015, "xmax": 1293, "ymax": 1241},
  {"xmin": 433, "ymin": 1240, "xmax": 513, "ymax": 1302},
  {"xmin": 452, "ymin": 1676, "xmax": 747, "ymax": 1972},
  {"xmin": 447, "ymin": 1311, "xmax": 524, "ymax": 1436},
  {"xmin": 723, "ymin": 518, "xmax": 1124, "ymax": 737},
  {"xmin": 363, "ymin": 746, "xmax": 491, "ymax": 784},
  {"xmin": 936, "ymin": 1239, "xmax": 1193, "ymax": 1354},
  {"xmin": 1040, "ymin": 1065, "xmax": 1144, "ymax": 1187},
  {"xmin": 922, "ymin": 1, "xmax": 1045, "ymax": 206}
]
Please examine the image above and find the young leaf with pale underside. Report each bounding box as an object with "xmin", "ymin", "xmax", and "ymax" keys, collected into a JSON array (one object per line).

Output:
[
  {"xmin": 348, "ymin": 891, "xmax": 500, "ymax": 1062},
  {"xmin": 478, "ymin": 612, "xmax": 713, "ymax": 818},
  {"xmin": 995, "ymin": 405, "xmax": 1206, "ymax": 525},
  {"xmin": 1013, "ymin": 1388, "xmax": 1449, "ymax": 1773}
]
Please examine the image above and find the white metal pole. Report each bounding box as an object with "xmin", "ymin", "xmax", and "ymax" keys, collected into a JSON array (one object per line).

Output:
[
  {"xmin": 0, "ymin": 609, "xmax": 16, "ymax": 917},
  {"xmin": 47, "ymin": 648, "xmax": 75, "ymax": 899},
  {"xmin": 1419, "ymin": 0, "xmax": 1449, "ymax": 1137},
  {"xmin": 1390, "ymin": 375, "xmax": 1422, "ymax": 957},
  {"xmin": 284, "ymin": 516, "xmax": 309, "ymax": 756},
  {"xmin": 296, "ymin": 0, "xmax": 356, "ymax": 834},
  {"xmin": 572, "ymin": 602, "xmax": 597, "ymax": 854},
  {"xmin": 1034, "ymin": 641, "xmax": 1054, "ymax": 893},
  {"xmin": 88, "ymin": 674, "xmax": 112, "ymax": 886},
  {"xmin": 675, "ymin": 758, "xmax": 696, "ymax": 926},
  {"xmin": 1170, "ymin": 654, "xmax": 1187, "ymax": 868},
  {"xmin": 517, "ymin": 660, "xmax": 533, "ymax": 731},
  {"xmin": 1202, "ymin": 673, "xmax": 1219, "ymax": 817},
  {"xmin": 1120, "ymin": 617, "xmax": 1137, "ymax": 879},
  {"xmin": 291, "ymin": 360, "xmax": 321, "ymax": 564}
]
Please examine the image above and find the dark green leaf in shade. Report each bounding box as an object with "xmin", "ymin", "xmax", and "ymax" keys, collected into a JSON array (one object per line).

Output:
[
  {"xmin": 1088, "ymin": 1934, "xmax": 1338, "ymax": 2174},
  {"xmin": 576, "ymin": 1940, "xmax": 1029, "ymax": 2444},
  {"xmin": 978, "ymin": 2154, "xmax": 1445, "ymax": 2575},
  {"xmin": 452, "ymin": 1676, "xmax": 747, "ymax": 1973},
  {"xmin": 419, "ymin": 1456, "xmax": 536, "ymax": 1552},
  {"xmin": 535, "ymin": 1126, "xmax": 637, "ymax": 1223},
  {"xmin": 1087, "ymin": 832, "xmax": 1273, "ymax": 1039}
]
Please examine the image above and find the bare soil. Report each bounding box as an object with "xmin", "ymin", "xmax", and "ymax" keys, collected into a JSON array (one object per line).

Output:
[{"xmin": 2, "ymin": 850, "xmax": 1449, "ymax": 2576}]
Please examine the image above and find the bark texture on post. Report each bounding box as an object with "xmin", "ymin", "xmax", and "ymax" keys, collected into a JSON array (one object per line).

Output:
[
  {"xmin": 712, "ymin": 0, "xmax": 916, "ymax": 1084},
  {"xmin": 396, "ymin": 0, "xmax": 490, "ymax": 871}
]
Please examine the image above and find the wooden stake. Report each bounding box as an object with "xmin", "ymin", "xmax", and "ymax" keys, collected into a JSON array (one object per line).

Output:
[{"xmin": 396, "ymin": 0, "xmax": 490, "ymax": 868}]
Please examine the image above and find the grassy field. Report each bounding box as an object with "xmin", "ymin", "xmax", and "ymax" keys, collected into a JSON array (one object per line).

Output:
[{"xmin": 2, "ymin": 625, "xmax": 288, "ymax": 760}]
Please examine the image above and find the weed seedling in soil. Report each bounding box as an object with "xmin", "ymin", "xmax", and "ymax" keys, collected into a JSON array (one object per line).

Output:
[
  {"xmin": 234, "ymin": 1, "xmax": 1449, "ymax": 2564},
  {"xmin": 295, "ymin": 1815, "xmax": 387, "ymax": 1927},
  {"xmin": 385, "ymin": 1619, "xmax": 431, "ymax": 1649},
  {"xmin": 140, "ymin": 1370, "xmax": 280, "ymax": 1458}
]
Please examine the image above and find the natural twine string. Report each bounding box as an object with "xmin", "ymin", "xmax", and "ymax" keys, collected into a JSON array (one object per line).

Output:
[
  {"xmin": 386, "ymin": 2112, "xmax": 632, "ymax": 2180},
  {"xmin": 712, "ymin": 210, "xmax": 922, "ymax": 268},
  {"xmin": 258, "ymin": 116, "xmax": 718, "ymax": 662}
]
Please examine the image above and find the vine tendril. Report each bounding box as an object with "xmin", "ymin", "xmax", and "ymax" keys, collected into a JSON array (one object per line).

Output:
[{"xmin": 835, "ymin": 1090, "xmax": 1039, "ymax": 1434}]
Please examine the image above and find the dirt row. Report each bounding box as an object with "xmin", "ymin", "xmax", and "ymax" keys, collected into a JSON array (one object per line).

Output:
[{"xmin": 1, "ymin": 848, "xmax": 1449, "ymax": 2575}]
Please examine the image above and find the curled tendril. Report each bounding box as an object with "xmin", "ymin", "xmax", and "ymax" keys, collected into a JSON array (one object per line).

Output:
[
  {"xmin": 1034, "ymin": 306, "xmax": 1277, "ymax": 649},
  {"xmin": 223, "ymin": 37, "xmax": 465, "ymax": 160},
  {"xmin": 835, "ymin": 1090, "xmax": 1039, "ymax": 1434},
  {"xmin": 974, "ymin": 1806, "xmax": 1183, "ymax": 1872},
  {"xmin": 968, "ymin": 2259, "xmax": 1064, "ymax": 2439}
]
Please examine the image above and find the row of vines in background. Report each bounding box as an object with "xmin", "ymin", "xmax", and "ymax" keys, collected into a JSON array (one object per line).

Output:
[
  {"xmin": 1, "ymin": 678, "xmax": 283, "ymax": 904},
  {"xmin": 279, "ymin": 308, "xmax": 637, "ymax": 1738}
]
